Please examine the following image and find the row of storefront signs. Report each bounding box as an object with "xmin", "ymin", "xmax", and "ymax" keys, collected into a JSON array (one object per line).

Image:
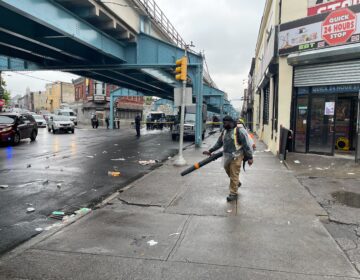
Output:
[
  {"xmin": 279, "ymin": 5, "xmax": 360, "ymax": 55},
  {"xmin": 298, "ymin": 84, "xmax": 360, "ymax": 94},
  {"xmin": 308, "ymin": 0, "xmax": 360, "ymax": 16}
]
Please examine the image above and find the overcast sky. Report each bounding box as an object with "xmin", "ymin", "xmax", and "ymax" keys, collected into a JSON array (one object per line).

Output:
[{"xmin": 3, "ymin": 0, "xmax": 265, "ymax": 108}]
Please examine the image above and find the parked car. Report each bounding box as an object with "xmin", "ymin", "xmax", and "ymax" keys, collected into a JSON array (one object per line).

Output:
[
  {"xmin": 39, "ymin": 110, "xmax": 51, "ymax": 121},
  {"xmin": 0, "ymin": 113, "xmax": 38, "ymax": 145},
  {"xmin": 54, "ymin": 109, "xmax": 77, "ymax": 125},
  {"xmin": 47, "ymin": 115, "xmax": 75, "ymax": 134},
  {"xmin": 33, "ymin": 114, "xmax": 47, "ymax": 128}
]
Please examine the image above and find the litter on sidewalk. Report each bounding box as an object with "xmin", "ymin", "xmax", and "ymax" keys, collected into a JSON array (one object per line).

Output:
[
  {"xmin": 147, "ymin": 240, "xmax": 158, "ymax": 246},
  {"xmin": 294, "ymin": 160, "xmax": 301, "ymax": 164},
  {"xmin": 111, "ymin": 158, "xmax": 126, "ymax": 161},
  {"xmin": 26, "ymin": 207, "xmax": 35, "ymax": 213},
  {"xmin": 108, "ymin": 171, "xmax": 121, "ymax": 177},
  {"xmin": 74, "ymin": 208, "xmax": 91, "ymax": 215},
  {"xmin": 0, "ymin": 185, "xmax": 9, "ymax": 189},
  {"xmin": 86, "ymin": 156, "xmax": 94, "ymax": 159},
  {"xmin": 139, "ymin": 160, "xmax": 157, "ymax": 166}
]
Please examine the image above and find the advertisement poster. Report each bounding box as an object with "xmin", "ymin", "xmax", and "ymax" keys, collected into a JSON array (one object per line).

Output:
[
  {"xmin": 279, "ymin": 6, "xmax": 360, "ymax": 55},
  {"xmin": 308, "ymin": 0, "xmax": 360, "ymax": 16},
  {"xmin": 325, "ymin": 101, "xmax": 335, "ymax": 115}
]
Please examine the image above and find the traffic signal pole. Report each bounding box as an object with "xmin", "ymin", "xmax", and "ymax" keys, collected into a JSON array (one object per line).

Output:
[{"xmin": 174, "ymin": 50, "xmax": 188, "ymax": 166}]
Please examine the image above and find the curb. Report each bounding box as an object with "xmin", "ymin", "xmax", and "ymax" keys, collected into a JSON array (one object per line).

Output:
[{"xmin": 0, "ymin": 210, "xmax": 91, "ymax": 264}]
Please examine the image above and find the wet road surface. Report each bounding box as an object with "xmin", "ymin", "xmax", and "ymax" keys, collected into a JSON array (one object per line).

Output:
[{"xmin": 0, "ymin": 127, "xmax": 191, "ymax": 255}]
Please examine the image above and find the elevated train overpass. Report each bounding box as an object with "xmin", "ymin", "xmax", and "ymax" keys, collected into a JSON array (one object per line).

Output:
[{"xmin": 0, "ymin": 0, "xmax": 237, "ymax": 146}]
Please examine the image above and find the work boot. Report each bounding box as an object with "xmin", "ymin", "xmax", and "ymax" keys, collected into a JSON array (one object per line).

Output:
[{"xmin": 226, "ymin": 194, "xmax": 238, "ymax": 202}]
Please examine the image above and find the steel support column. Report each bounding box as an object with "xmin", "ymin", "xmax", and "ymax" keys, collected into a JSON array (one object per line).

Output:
[
  {"xmin": 194, "ymin": 64, "xmax": 204, "ymax": 147},
  {"xmin": 110, "ymin": 93, "xmax": 115, "ymax": 130},
  {"xmin": 220, "ymin": 97, "xmax": 224, "ymax": 130}
]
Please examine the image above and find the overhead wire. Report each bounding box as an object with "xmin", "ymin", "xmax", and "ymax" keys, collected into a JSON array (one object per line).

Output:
[{"xmin": 8, "ymin": 71, "xmax": 75, "ymax": 84}]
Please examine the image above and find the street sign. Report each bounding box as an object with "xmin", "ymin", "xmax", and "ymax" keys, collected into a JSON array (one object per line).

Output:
[
  {"xmin": 174, "ymin": 87, "xmax": 193, "ymax": 107},
  {"xmin": 322, "ymin": 8, "xmax": 357, "ymax": 45},
  {"xmin": 0, "ymin": 99, "xmax": 4, "ymax": 107}
]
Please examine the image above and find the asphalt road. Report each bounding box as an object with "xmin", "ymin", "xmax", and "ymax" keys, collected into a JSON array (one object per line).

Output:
[{"xmin": 0, "ymin": 127, "xmax": 192, "ymax": 255}]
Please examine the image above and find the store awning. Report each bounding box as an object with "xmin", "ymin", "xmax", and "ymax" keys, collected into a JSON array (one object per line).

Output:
[{"xmin": 288, "ymin": 43, "xmax": 360, "ymax": 66}]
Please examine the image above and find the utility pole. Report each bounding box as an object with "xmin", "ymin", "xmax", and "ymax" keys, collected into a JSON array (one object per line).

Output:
[{"xmin": 174, "ymin": 48, "xmax": 188, "ymax": 166}]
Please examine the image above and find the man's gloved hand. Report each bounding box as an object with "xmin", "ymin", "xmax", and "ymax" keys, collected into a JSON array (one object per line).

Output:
[
  {"xmin": 203, "ymin": 151, "xmax": 212, "ymax": 156},
  {"xmin": 248, "ymin": 159, "xmax": 254, "ymax": 166}
]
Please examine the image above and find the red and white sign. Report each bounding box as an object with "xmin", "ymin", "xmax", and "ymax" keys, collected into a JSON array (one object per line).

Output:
[
  {"xmin": 0, "ymin": 99, "xmax": 4, "ymax": 107},
  {"xmin": 308, "ymin": 0, "xmax": 360, "ymax": 16},
  {"xmin": 322, "ymin": 8, "xmax": 357, "ymax": 45}
]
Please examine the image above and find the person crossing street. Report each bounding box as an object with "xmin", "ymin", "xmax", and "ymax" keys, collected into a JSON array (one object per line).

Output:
[
  {"xmin": 203, "ymin": 116, "xmax": 254, "ymax": 202},
  {"xmin": 135, "ymin": 114, "xmax": 141, "ymax": 138}
]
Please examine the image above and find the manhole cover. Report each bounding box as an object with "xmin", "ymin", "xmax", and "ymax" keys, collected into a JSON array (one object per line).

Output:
[{"xmin": 331, "ymin": 191, "xmax": 360, "ymax": 209}]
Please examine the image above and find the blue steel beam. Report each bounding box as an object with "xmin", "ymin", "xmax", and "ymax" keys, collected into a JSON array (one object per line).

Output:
[
  {"xmin": 0, "ymin": 0, "xmax": 126, "ymax": 61},
  {"xmin": 0, "ymin": 56, "xmax": 40, "ymax": 71},
  {"xmin": 137, "ymin": 33, "xmax": 202, "ymax": 66}
]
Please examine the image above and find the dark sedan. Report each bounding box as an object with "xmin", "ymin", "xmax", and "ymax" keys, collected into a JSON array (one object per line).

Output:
[{"xmin": 0, "ymin": 113, "xmax": 38, "ymax": 145}]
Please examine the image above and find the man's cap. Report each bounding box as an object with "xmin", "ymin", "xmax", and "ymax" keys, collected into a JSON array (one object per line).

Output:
[{"xmin": 222, "ymin": 116, "xmax": 234, "ymax": 122}]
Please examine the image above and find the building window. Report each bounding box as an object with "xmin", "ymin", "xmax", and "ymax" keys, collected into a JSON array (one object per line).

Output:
[{"xmin": 263, "ymin": 85, "xmax": 270, "ymax": 125}]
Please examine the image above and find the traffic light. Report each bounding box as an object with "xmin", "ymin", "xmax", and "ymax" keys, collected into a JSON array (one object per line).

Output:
[{"xmin": 175, "ymin": 56, "xmax": 188, "ymax": 81}]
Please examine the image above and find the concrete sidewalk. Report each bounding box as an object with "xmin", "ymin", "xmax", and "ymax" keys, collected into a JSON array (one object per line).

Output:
[{"xmin": 0, "ymin": 133, "xmax": 359, "ymax": 280}]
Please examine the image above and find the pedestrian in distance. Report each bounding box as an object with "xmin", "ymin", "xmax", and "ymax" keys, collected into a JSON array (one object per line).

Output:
[
  {"xmin": 105, "ymin": 116, "xmax": 110, "ymax": 129},
  {"xmin": 115, "ymin": 116, "xmax": 120, "ymax": 129},
  {"xmin": 135, "ymin": 114, "xmax": 141, "ymax": 137},
  {"xmin": 91, "ymin": 114, "xmax": 99, "ymax": 129},
  {"xmin": 203, "ymin": 116, "xmax": 254, "ymax": 202}
]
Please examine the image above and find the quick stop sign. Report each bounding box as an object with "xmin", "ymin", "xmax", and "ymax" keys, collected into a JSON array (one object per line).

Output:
[{"xmin": 322, "ymin": 8, "xmax": 357, "ymax": 45}]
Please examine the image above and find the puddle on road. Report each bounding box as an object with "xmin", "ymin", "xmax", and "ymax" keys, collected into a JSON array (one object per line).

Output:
[{"xmin": 331, "ymin": 191, "xmax": 360, "ymax": 208}]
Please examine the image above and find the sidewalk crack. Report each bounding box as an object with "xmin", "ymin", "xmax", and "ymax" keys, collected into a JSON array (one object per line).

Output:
[
  {"xmin": 117, "ymin": 198, "xmax": 162, "ymax": 208},
  {"xmin": 165, "ymin": 215, "xmax": 192, "ymax": 261}
]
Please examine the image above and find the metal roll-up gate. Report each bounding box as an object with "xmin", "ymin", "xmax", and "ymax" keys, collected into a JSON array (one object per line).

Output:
[{"xmin": 294, "ymin": 60, "xmax": 360, "ymax": 87}]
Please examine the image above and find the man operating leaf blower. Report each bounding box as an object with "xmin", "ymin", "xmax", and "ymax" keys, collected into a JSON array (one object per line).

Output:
[{"xmin": 203, "ymin": 116, "xmax": 254, "ymax": 202}]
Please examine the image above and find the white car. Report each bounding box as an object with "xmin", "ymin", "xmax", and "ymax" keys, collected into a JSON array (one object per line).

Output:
[
  {"xmin": 47, "ymin": 115, "xmax": 75, "ymax": 134},
  {"xmin": 33, "ymin": 114, "xmax": 47, "ymax": 128}
]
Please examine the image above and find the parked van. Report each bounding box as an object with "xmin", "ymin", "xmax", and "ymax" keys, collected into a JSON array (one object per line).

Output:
[
  {"xmin": 54, "ymin": 108, "xmax": 77, "ymax": 125},
  {"xmin": 171, "ymin": 104, "xmax": 207, "ymax": 140}
]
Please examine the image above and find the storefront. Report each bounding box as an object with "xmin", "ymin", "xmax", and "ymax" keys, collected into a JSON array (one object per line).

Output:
[
  {"xmin": 278, "ymin": 5, "xmax": 360, "ymax": 159},
  {"xmin": 294, "ymin": 83, "xmax": 359, "ymax": 156}
]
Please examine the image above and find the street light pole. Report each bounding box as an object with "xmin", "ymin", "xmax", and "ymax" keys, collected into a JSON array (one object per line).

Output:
[{"xmin": 174, "ymin": 47, "xmax": 188, "ymax": 166}]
